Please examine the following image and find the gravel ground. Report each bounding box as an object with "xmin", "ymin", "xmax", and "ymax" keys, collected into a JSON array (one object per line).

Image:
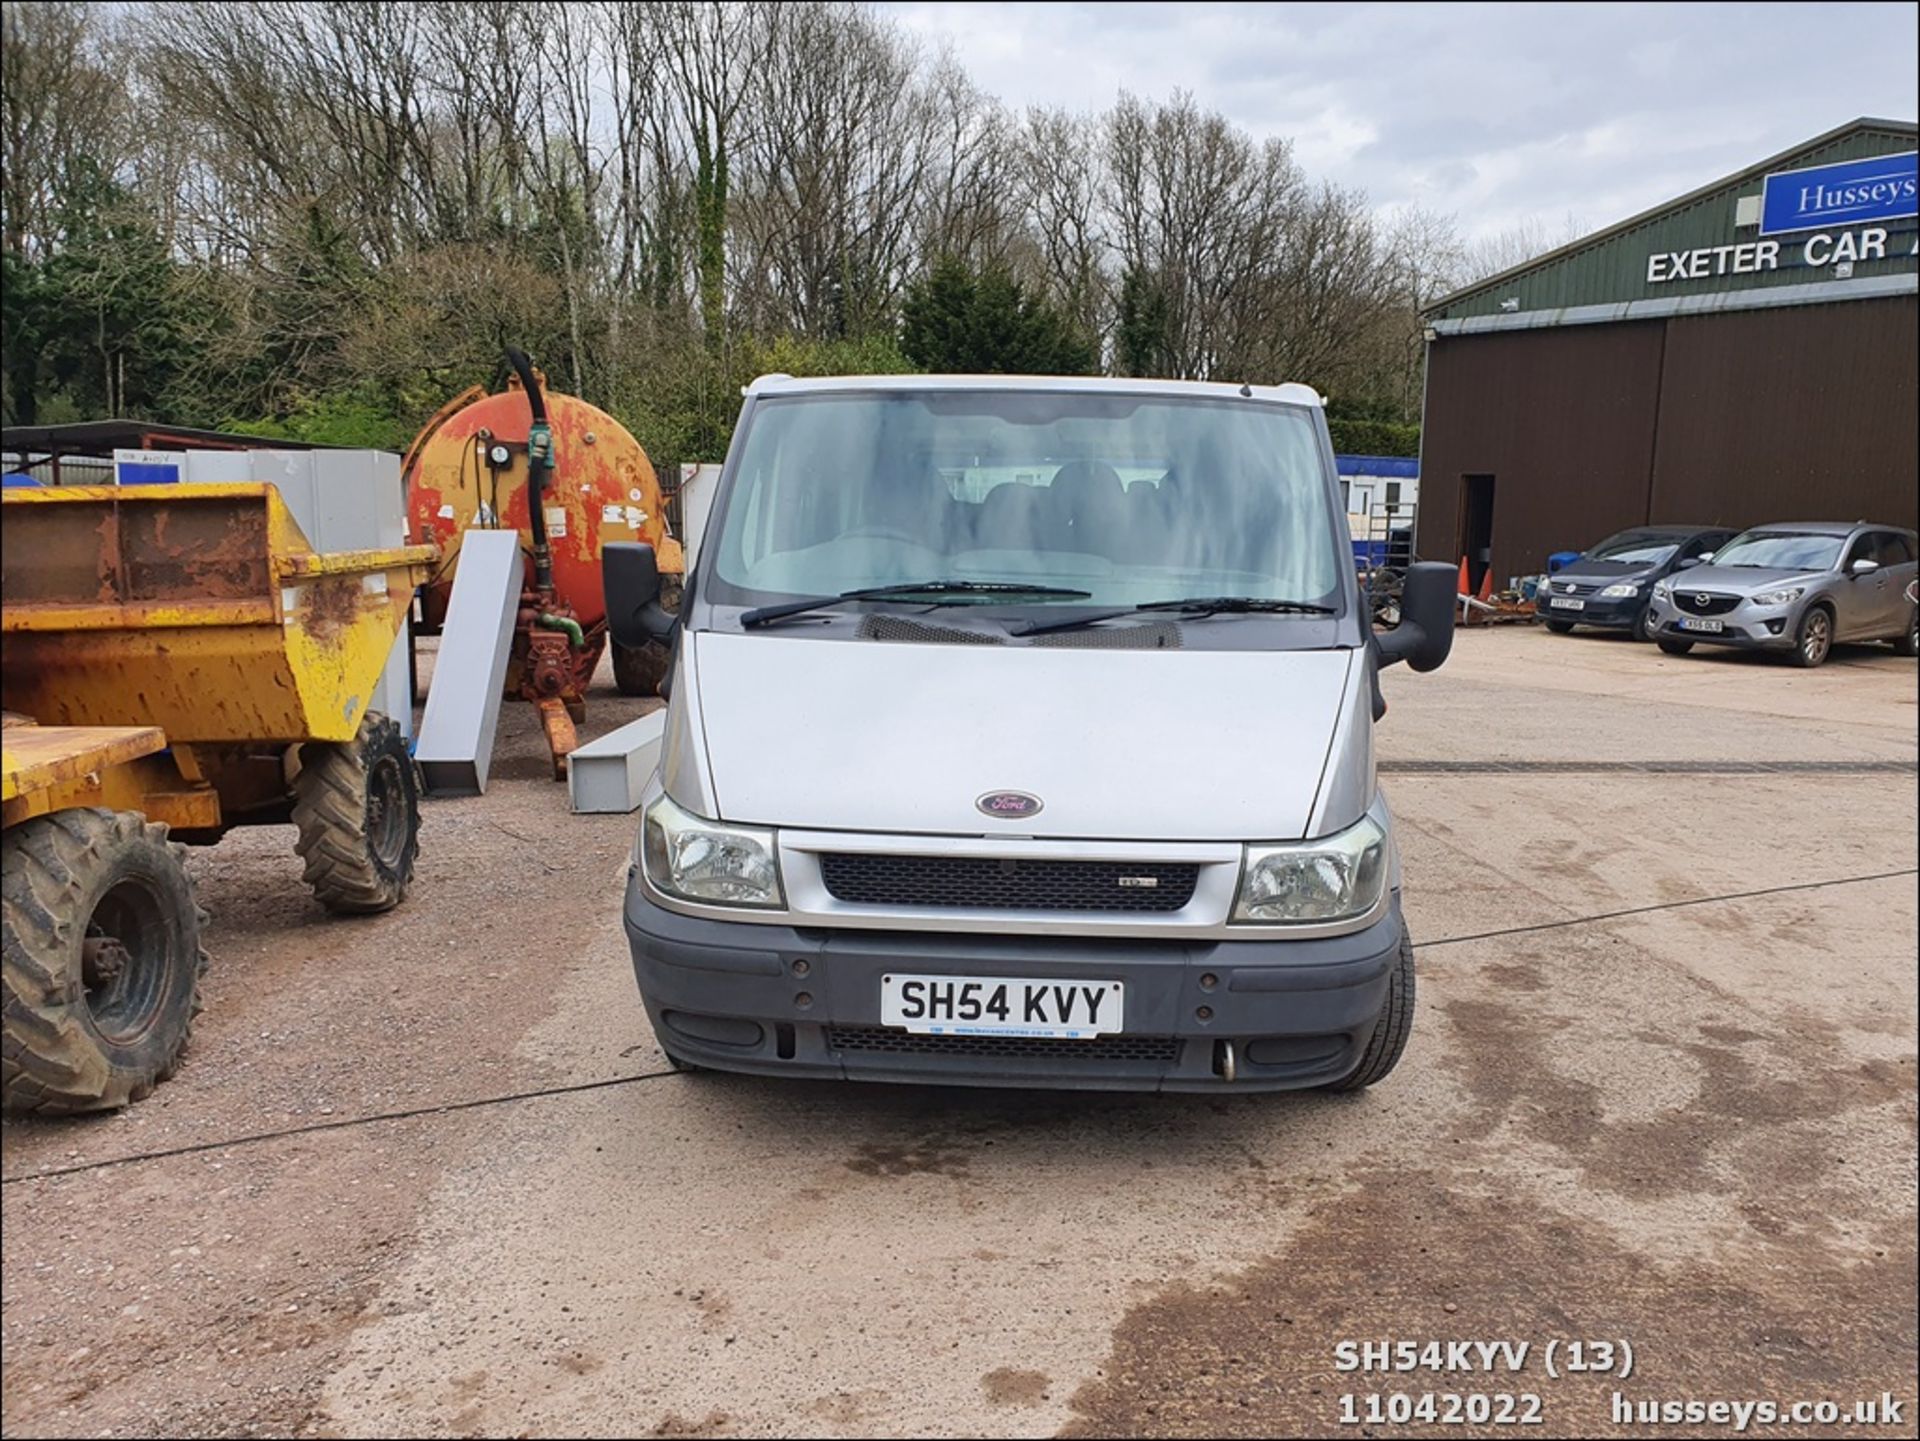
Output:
[{"xmin": 2, "ymin": 626, "xmax": 1914, "ymax": 1438}]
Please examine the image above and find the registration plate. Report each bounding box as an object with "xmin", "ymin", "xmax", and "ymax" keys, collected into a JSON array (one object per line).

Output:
[
  {"xmin": 1548, "ymin": 597, "xmax": 1585, "ymax": 610},
  {"xmin": 880, "ymin": 974, "xmax": 1125, "ymax": 1038},
  {"xmin": 1677, "ymin": 616, "xmax": 1724, "ymax": 633}
]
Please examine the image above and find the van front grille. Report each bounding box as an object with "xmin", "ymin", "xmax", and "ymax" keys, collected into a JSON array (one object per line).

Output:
[
  {"xmin": 828, "ymin": 1026, "xmax": 1180, "ymax": 1063},
  {"xmin": 817, "ymin": 854, "xmax": 1199, "ymax": 913}
]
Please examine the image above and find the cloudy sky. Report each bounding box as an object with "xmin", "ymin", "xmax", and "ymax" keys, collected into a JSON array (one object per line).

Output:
[{"xmin": 882, "ymin": 2, "xmax": 1919, "ymax": 240}]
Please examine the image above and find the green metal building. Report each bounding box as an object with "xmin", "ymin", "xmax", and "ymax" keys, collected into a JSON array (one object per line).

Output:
[{"xmin": 1418, "ymin": 118, "xmax": 1918, "ymax": 586}]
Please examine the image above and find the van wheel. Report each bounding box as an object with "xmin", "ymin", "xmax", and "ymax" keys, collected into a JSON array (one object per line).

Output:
[
  {"xmin": 1657, "ymin": 638, "xmax": 1694, "ymax": 656},
  {"xmin": 1789, "ymin": 606, "xmax": 1832, "ymax": 668},
  {"xmin": 1630, "ymin": 607, "xmax": 1654, "ymax": 642},
  {"xmin": 1544, "ymin": 619, "xmax": 1575, "ymax": 634},
  {"xmin": 1324, "ymin": 923, "xmax": 1414, "ymax": 1092}
]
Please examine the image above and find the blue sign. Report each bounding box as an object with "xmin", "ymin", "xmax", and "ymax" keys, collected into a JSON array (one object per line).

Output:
[{"xmin": 1760, "ymin": 150, "xmax": 1917, "ymax": 236}]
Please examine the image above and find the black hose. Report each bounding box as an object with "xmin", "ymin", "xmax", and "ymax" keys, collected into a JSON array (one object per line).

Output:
[{"xmin": 503, "ymin": 347, "xmax": 555, "ymax": 592}]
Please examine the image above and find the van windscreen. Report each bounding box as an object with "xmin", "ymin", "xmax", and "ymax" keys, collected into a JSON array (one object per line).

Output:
[{"xmin": 707, "ymin": 390, "xmax": 1341, "ymax": 611}]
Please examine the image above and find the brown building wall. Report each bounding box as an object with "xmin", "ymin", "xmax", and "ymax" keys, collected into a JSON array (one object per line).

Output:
[
  {"xmin": 1417, "ymin": 321, "xmax": 1666, "ymax": 582},
  {"xmin": 1649, "ymin": 300, "xmax": 1919, "ymax": 528},
  {"xmin": 1416, "ymin": 297, "xmax": 1920, "ymax": 581}
]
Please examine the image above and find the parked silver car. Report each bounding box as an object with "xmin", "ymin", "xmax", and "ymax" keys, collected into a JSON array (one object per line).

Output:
[{"xmin": 1646, "ymin": 521, "xmax": 1920, "ymax": 667}]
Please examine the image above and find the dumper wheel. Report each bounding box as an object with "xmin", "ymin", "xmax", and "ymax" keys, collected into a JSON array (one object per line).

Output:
[
  {"xmin": 2, "ymin": 809, "xmax": 207, "ymax": 1115},
  {"xmin": 293, "ymin": 712, "xmax": 421, "ymax": 915},
  {"xmin": 1323, "ymin": 922, "xmax": 1414, "ymax": 1092}
]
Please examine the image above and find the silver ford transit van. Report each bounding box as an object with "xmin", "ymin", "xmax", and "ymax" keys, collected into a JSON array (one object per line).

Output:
[{"xmin": 605, "ymin": 375, "xmax": 1454, "ymax": 1092}]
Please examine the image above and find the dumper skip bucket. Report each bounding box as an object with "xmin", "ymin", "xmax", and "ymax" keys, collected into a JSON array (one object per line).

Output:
[{"xmin": 1, "ymin": 483, "xmax": 435, "ymax": 744}]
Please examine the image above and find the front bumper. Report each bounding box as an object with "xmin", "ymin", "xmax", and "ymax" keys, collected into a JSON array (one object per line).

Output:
[
  {"xmin": 1647, "ymin": 596, "xmax": 1799, "ymax": 649},
  {"xmin": 622, "ymin": 877, "xmax": 1404, "ymax": 1092},
  {"xmin": 1538, "ymin": 593, "xmax": 1643, "ymax": 628}
]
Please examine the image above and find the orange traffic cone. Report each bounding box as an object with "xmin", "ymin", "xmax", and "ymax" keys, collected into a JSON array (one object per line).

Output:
[
  {"xmin": 1476, "ymin": 566, "xmax": 1494, "ymax": 603},
  {"xmin": 1457, "ymin": 556, "xmax": 1471, "ymax": 596}
]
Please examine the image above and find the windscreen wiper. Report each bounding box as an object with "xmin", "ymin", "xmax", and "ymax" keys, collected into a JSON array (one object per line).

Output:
[
  {"xmin": 1012, "ymin": 595, "xmax": 1338, "ymax": 637},
  {"xmin": 740, "ymin": 580, "xmax": 1093, "ymax": 629}
]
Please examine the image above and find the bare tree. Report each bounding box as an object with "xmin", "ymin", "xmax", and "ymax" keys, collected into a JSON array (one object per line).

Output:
[
  {"xmin": 1106, "ymin": 91, "xmax": 1307, "ymax": 380},
  {"xmin": 1, "ymin": 1, "xmax": 129, "ymax": 260},
  {"xmin": 1014, "ymin": 107, "xmax": 1109, "ymax": 349},
  {"xmin": 1456, "ymin": 213, "xmax": 1591, "ymax": 286},
  {"xmin": 653, "ymin": 0, "xmax": 776, "ymax": 344},
  {"xmin": 732, "ymin": 2, "xmax": 932, "ymax": 338}
]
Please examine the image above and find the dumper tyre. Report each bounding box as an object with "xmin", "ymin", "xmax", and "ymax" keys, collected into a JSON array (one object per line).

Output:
[
  {"xmin": 2, "ymin": 808, "xmax": 206, "ymax": 1115},
  {"xmin": 293, "ymin": 712, "xmax": 421, "ymax": 915},
  {"xmin": 1323, "ymin": 921, "xmax": 1414, "ymax": 1092}
]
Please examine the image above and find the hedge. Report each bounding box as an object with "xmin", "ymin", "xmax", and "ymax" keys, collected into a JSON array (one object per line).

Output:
[{"xmin": 1327, "ymin": 418, "xmax": 1420, "ymax": 458}]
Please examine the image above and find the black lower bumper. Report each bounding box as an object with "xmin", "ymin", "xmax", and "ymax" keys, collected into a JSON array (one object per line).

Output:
[
  {"xmin": 621, "ymin": 878, "xmax": 1404, "ymax": 1093},
  {"xmin": 1540, "ymin": 598, "xmax": 1642, "ymax": 629}
]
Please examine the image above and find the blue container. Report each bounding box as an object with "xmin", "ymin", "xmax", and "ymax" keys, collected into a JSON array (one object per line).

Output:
[{"xmin": 1547, "ymin": 550, "xmax": 1582, "ymax": 573}]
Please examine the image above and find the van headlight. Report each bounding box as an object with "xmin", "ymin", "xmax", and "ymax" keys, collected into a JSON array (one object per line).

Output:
[
  {"xmin": 1599, "ymin": 583, "xmax": 1639, "ymax": 598},
  {"xmin": 641, "ymin": 793, "xmax": 784, "ymax": 908},
  {"xmin": 1232, "ymin": 815, "xmax": 1388, "ymax": 924}
]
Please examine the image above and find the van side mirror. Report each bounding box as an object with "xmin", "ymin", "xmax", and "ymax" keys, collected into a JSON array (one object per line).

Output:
[
  {"xmin": 1849, "ymin": 557, "xmax": 1880, "ymax": 576},
  {"xmin": 1376, "ymin": 561, "xmax": 1456, "ymax": 673},
  {"xmin": 604, "ymin": 542, "xmax": 675, "ymax": 646}
]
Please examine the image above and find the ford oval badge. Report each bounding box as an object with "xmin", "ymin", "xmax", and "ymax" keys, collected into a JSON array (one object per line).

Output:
[{"xmin": 977, "ymin": 790, "xmax": 1043, "ymax": 819}]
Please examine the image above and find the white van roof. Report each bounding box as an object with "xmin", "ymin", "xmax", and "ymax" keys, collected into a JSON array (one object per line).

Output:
[{"xmin": 741, "ymin": 373, "xmax": 1325, "ymax": 407}]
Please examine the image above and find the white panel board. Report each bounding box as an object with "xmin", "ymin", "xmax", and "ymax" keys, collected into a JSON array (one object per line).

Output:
[
  {"xmin": 567, "ymin": 711, "xmax": 666, "ymax": 814},
  {"xmin": 413, "ymin": 529, "xmax": 521, "ymax": 795}
]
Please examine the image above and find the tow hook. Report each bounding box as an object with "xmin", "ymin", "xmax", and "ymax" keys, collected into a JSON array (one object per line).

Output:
[{"xmin": 1215, "ymin": 1038, "xmax": 1237, "ymax": 1083}]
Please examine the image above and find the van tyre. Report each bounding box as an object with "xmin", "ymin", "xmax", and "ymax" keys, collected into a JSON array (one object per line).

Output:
[
  {"xmin": 612, "ymin": 574, "xmax": 683, "ymax": 698},
  {"xmin": 293, "ymin": 712, "xmax": 421, "ymax": 914},
  {"xmin": 1657, "ymin": 638, "xmax": 1694, "ymax": 656},
  {"xmin": 1544, "ymin": 619, "xmax": 1575, "ymax": 634},
  {"xmin": 611, "ymin": 639, "xmax": 670, "ymax": 697},
  {"xmin": 1630, "ymin": 607, "xmax": 1654, "ymax": 643},
  {"xmin": 1325, "ymin": 921, "xmax": 1415, "ymax": 1092},
  {"xmin": 1789, "ymin": 606, "xmax": 1832, "ymax": 668},
  {"xmin": 2, "ymin": 809, "xmax": 207, "ymax": 1114}
]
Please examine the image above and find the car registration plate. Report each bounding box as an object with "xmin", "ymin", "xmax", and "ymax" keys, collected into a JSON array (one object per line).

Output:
[
  {"xmin": 880, "ymin": 974, "xmax": 1125, "ymax": 1038},
  {"xmin": 1548, "ymin": 597, "xmax": 1585, "ymax": 610},
  {"xmin": 1677, "ymin": 617, "xmax": 1724, "ymax": 633}
]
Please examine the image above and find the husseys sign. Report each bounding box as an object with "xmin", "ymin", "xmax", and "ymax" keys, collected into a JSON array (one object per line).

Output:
[
  {"xmin": 1647, "ymin": 150, "xmax": 1918, "ymax": 285},
  {"xmin": 1760, "ymin": 150, "xmax": 1917, "ymax": 235}
]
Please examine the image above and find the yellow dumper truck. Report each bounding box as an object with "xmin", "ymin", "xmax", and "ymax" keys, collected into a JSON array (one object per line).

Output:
[{"xmin": 1, "ymin": 482, "xmax": 434, "ymax": 1114}]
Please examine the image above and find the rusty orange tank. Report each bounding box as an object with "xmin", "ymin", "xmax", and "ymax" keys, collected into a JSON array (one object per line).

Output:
[{"xmin": 403, "ymin": 370, "xmax": 684, "ymax": 700}]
